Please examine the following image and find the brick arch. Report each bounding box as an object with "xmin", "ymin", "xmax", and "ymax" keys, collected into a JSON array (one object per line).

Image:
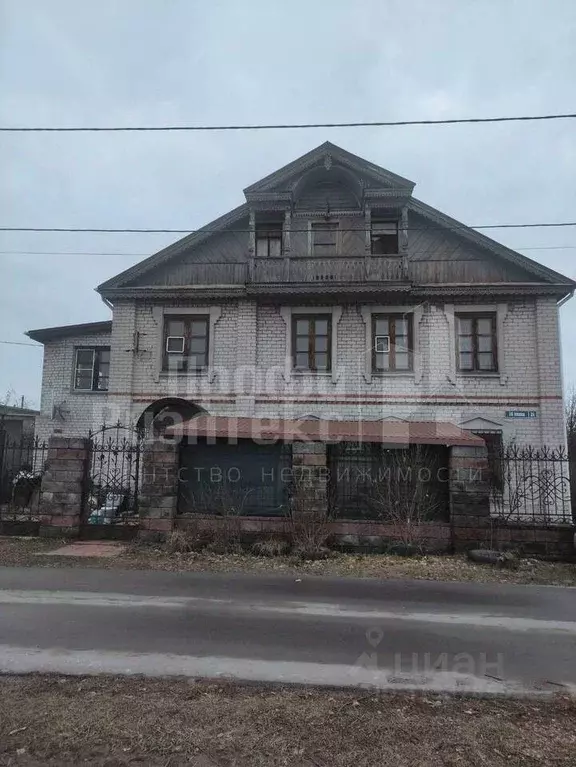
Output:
[{"xmin": 135, "ymin": 398, "xmax": 207, "ymax": 437}]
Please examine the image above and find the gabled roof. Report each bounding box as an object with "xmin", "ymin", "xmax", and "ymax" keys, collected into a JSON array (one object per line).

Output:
[
  {"xmin": 96, "ymin": 142, "xmax": 575, "ymax": 296},
  {"xmin": 410, "ymin": 198, "xmax": 574, "ymax": 286},
  {"xmin": 26, "ymin": 320, "xmax": 112, "ymax": 343},
  {"xmin": 97, "ymin": 204, "xmax": 248, "ymax": 294},
  {"xmin": 243, "ymin": 141, "xmax": 415, "ymax": 194}
]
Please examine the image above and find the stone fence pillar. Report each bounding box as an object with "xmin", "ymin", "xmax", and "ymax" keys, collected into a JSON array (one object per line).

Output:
[
  {"xmin": 291, "ymin": 442, "xmax": 329, "ymax": 518},
  {"xmin": 138, "ymin": 439, "xmax": 179, "ymax": 541},
  {"xmin": 39, "ymin": 437, "xmax": 90, "ymax": 538},
  {"xmin": 449, "ymin": 444, "xmax": 491, "ymax": 551}
]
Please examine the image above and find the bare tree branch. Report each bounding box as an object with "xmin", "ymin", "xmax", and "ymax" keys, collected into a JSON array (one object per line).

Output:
[{"xmin": 566, "ymin": 386, "xmax": 576, "ymax": 451}]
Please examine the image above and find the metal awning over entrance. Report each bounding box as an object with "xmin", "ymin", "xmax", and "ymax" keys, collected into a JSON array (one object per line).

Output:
[{"xmin": 167, "ymin": 416, "xmax": 484, "ymax": 447}]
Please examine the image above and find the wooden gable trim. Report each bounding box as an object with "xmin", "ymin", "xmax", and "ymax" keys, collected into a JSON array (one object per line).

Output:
[
  {"xmin": 409, "ymin": 198, "xmax": 575, "ymax": 288},
  {"xmin": 243, "ymin": 141, "xmax": 415, "ymax": 195},
  {"xmin": 97, "ymin": 204, "xmax": 249, "ymax": 294}
]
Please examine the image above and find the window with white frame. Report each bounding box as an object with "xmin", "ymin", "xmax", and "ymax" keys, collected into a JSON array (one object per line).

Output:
[{"xmin": 74, "ymin": 347, "xmax": 110, "ymax": 391}]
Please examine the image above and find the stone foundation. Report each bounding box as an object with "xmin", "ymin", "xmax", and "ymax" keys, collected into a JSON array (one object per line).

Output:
[{"xmin": 174, "ymin": 514, "xmax": 574, "ymax": 558}]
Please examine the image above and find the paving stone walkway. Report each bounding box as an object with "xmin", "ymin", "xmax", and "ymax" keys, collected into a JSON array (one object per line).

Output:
[{"xmin": 35, "ymin": 542, "xmax": 126, "ymax": 558}]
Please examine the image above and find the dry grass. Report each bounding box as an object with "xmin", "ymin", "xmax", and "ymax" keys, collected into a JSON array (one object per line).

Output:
[
  {"xmin": 0, "ymin": 675, "xmax": 574, "ymax": 766},
  {"xmin": 1, "ymin": 536, "xmax": 575, "ymax": 586}
]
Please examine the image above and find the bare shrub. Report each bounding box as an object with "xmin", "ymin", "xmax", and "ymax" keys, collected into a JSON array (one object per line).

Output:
[
  {"xmin": 288, "ymin": 464, "xmax": 336, "ymax": 560},
  {"xmin": 366, "ymin": 445, "xmax": 446, "ymax": 554},
  {"xmin": 252, "ymin": 537, "xmax": 290, "ymax": 557},
  {"xmin": 566, "ymin": 387, "xmax": 576, "ymax": 521},
  {"xmin": 164, "ymin": 530, "xmax": 197, "ymax": 554},
  {"xmin": 185, "ymin": 483, "xmax": 254, "ymax": 554},
  {"xmin": 289, "ymin": 516, "xmax": 335, "ymax": 560},
  {"xmin": 566, "ymin": 386, "xmax": 576, "ymax": 451}
]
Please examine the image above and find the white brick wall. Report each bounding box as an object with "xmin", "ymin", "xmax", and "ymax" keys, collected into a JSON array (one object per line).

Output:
[
  {"xmin": 35, "ymin": 330, "xmax": 114, "ymax": 442},
  {"xmin": 36, "ymin": 296, "xmax": 568, "ymax": 448}
]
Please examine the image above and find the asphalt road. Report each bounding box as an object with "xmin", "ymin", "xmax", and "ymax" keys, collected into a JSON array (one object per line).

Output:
[{"xmin": 0, "ymin": 567, "xmax": 575, "ymax": 695}]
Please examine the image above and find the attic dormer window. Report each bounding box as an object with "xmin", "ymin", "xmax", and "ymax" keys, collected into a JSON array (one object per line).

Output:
[
  {"xmin": 256, "ymin": 223, "xmax": 283, "ymax": 257},
  {"xmin": 371, "ymin": 220, "xmax": 398, "ymax": 255}
]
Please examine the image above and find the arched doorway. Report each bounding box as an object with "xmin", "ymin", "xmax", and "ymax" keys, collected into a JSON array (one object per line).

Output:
[{"xmin": 136, "ymin": 398, "xmax": 206, "ymax": 439}]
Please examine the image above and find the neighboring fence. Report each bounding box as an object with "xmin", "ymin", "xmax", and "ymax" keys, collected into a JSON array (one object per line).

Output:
[
  {"xmin": 0, "ymin": 434, "xmax": 48, "ymax": 535},
  {"xmin": 488, "ymin": 445, "xmax": 573, "ymax": 525}
]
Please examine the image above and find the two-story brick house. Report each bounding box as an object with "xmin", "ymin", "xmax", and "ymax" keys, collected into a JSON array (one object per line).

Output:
[
  {"xmin": 29, "ymin": 142, "xmax": 573, "ymax": 446},
  {"xmin": 25, "ymin": 142, "xmax": 575, "ymax": 543}
]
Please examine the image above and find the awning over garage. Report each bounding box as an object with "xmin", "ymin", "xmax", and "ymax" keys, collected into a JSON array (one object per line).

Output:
[{"xmin": 166, "ymin": 416, "xmax": 484, "ymax": 447}]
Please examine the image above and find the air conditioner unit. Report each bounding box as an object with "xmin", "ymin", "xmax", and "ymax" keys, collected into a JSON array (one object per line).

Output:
[
  {"xmin": 166, "ymin": 336, "xmax": 185, "ymax": 353},
  {"xmin": 374, "ymin": 335, "xmax": 390, "ymax": 353}
]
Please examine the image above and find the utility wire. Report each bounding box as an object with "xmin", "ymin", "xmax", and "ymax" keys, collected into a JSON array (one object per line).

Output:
[
  {"xmin": 1, "ymin": 113, "xmax": 576, "ymax": 132},
  {"xmin": 0, "ymin": 340, "xmax": 41, "ymax": 347},
  {"xmin": 0, "ymin": 250, "xmax": 151, "ymax": 256},
  {"xmin": 1, "ymin": 222, "xmax": 576, "ymax": 234},
  {"xmin": 1, "ymin": 245, "xmax": 576, "ymax": 258}
]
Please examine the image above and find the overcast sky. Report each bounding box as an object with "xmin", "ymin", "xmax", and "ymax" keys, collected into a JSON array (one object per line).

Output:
[{"xmin": 1, "ymin": 0, "xmax": 575, "ymax": 408}]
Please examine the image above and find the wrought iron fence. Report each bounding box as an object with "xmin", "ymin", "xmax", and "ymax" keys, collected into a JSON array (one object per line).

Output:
[
  {"xmin": 0, "ymin": 433, "xmax": 48, "ymax": 535},
  {"xmin": 84, "ymin": 423, "xmax": 143, "ymax": 534},
  {"xmin": 489, "ymin": 445, "xmax": 573, "ymax": 525}
]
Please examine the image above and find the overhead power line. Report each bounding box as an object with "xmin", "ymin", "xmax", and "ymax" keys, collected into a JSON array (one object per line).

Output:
[
  {"xmin": 0, "ymin": 340, "xmax": 41, "ymax": 347},
  {"xmin": 1, "ymin": 221, "xmax": 575, "ymax": 234},
  {"xmin": 1, "ymin": 113, "xmax": 576, "ymax": 132},
  {"xmin": 1, "ymin": 245, "xmax": 576, "ymax": 258},
  {"xmin": 0, "ymin": 250, "xmax": 150, "ymax": 257}
]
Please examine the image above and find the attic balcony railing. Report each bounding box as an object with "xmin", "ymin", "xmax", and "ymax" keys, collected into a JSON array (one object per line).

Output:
[
  {"xmin": 248, "ymin": 255, "xmax": 406, "ymax": 283},
  {"xmin": 171, "ymin": 255, "xmax": 407, "ymax": 286}
]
